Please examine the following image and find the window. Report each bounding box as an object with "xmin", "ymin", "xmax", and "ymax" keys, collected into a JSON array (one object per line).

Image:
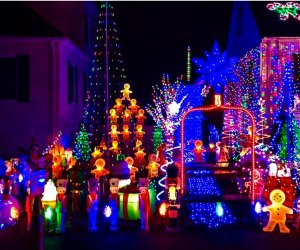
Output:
[
  {"xmin": 17, "ymin": 55, "xmax": 30, "ymax": 102},
  {"xmin": 0, "ymin": 55, "xmax": 30, "ymax": 102},
  {"xmin": 68, "ymin": 62, "xmax": 74, "ymax": 104}
]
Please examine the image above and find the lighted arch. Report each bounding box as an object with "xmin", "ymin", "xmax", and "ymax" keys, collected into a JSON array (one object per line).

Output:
[{"xmin": 180, "ymin": 94, "xmax": 256, "ymax": 204}]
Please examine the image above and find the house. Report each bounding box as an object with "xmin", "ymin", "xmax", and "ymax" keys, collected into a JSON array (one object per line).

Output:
[{"xmin": 0, "ymin": 2, "xmax": 98, "ymax": 159}]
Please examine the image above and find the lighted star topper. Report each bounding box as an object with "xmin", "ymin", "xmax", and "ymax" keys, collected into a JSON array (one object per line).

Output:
[{"xmin": 267, "ymin": 2, "xmax": 300, "ymax": 21}]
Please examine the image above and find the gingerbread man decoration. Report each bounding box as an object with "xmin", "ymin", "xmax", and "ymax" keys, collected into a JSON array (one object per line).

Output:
[
  {"xmin": 121, "ymin": 125, "xmax": 132, "ymax": 142},
  {"xmin": 109, "ymin": 140, "xmax": 121, "ymax": 156},
  {"xmin": 124, "ymin": 156, "xmax": 138, "ymax": 182},
  {"xmin": 135, "ymin": 124, "xmax": 145, "ymax": 141},
  {"xmin": 91, "ymin": 158, "xmax": 110, "ymax": 180},
  {"xmin": 192, "ymin": 140, "xmax": 206, "ymax": 163},
  {"xmin": 109, "ymin": 109, "xmax": 119, "ymax": 125},
  {"xmin": 91, "ymin": 146, "xmax": 103, "ymax": 159},
  {"xmin": 146, "ymin": 153, "xmax": 160, "ymax": 179},
  {"xmin": 262, "ymin": 189, "xmax": 293, "ymax": 233},
  {"xmin": 120, "ymin": 83, "xmax": 132, "ymax": 101},
  {"xmin": 122, "ymin": 109, "xmax": 131, "ymax": 125},
  {"xmin": 109, "ymin": 125, "xmax": 120, "ymax": 141},
  {"xmin": 136, "ymin": 109, "xmax": 146, "ymax": 125},
  {"xmin": 134, "ymin": 147, "xmax": 146, "ymax": 168},
  {"xmin": 113, "ymin": 98, "xmax": 125, "ymax": 115},
  {"xmin": 129, "ymin": 99, "xmax": 140, "ymax": 115}
]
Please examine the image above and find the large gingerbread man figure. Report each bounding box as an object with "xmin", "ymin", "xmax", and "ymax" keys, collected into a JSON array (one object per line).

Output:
[{"xmin": 262, "ymin": 189, "xmax": 293, "ymax": 233}]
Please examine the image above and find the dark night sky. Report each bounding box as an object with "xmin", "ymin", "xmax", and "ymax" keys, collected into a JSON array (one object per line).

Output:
[{"xmin": 112, "ymin": 1, "xmax": 300, "ymax": 107}]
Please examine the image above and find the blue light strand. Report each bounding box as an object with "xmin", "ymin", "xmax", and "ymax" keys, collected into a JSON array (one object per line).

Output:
[{"xmin": 188, "ymin": 202, "xmax": 236, "ymax": 229}]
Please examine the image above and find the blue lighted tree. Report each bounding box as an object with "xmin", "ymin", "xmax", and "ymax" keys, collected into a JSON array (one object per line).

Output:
[
  {"xmin": 209, "ymin": 124, "xmax": 220, "ymax": 143},
  {"xmin": 271, "ymin": 62, "xmax": 300, "ymax": 163},
  {"xmin": 192, "ymin": 41, "xmax": 238, "ymax": 95}
]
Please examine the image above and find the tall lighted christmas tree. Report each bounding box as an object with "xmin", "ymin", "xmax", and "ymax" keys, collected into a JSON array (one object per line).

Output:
[
  {"xmin": 83, "ymin": 2, "xmax": 127, "ymax": 147},
  {"xmin": 73, "ymin": 123, "xmax": 91, "ymax": 162}
]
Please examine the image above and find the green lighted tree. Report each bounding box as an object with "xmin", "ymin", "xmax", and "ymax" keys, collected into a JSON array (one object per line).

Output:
[
  {"xmin": 153, "ymin": 126, "xmax": 163, "ymax": 153},
  {"xmin": 74, "ymin": 123, "xmax": 91, "ymax": 162},
  {"xmin": 277, "ymin": 120, "xmax": 300, "ymax": 162}
]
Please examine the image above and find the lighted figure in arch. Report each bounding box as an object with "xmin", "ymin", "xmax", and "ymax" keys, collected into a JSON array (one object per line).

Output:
[
  {"xmin": 86, "ymin": 178, "xmax": 99, "ymax": 232},
  {"xmin": 122, "ymin": 109, "xmax": 131, "ymax": 125},
  {"xmin": 136, "ymin": 109, "xmax": 146, "ymax": 125},
  {"xmin": 55, "ymin": 179, "xmax": 67, "ymax": 233},
  {"xmin": 91, "ymin": 158, "xmax": 110, "ymax": 180},
  {"xmin": 262, "ymin": 189, "xmax": 293, "ymax": 233},
  {"xmin": 139, "ymin": 178, "xmax": 151, "ymax": 231},
  {"xmin": 109, "ymin": 125, "xmax": 120, "ymax": 141},
  {"xmin": 129, "ymin": 98, "xmax": 140, "ymax": 115},
  {"xmin": 135, "ymin": 125, "xmax": 145, "ymax": 141},
  {"xmin": 192, "ymin": 140, "xmax": 206, "ymax": 163},
  {"xmin": 146, "ymin": 153, "xmax": 160, "ymax": 179},
  {"xmin": 109, "ymin": 109, "xmax": 119, "ymax": 125},
  {"xmin": 121, "ymin": 125, "xmax": 132, "ymax": 142},
  {"xmin": 124, "ymin": 157, "xmax": 138, "ymax": 182},
  {"xmin": 113, "ymin": 98, "xmax": 125, "ymax": 115},
  {"xmin": 120, "ymin": 83, "xmax": 132, "ymax": 101},
  {"xmin": 216, "ymin": 141, "xmax": 229, "ymax": 167},
  {"xmin": 109, "ymin": 178, "xmax": 120, "ymax": 231},
  {"xmin": 109, "ymin": 140, "xmax": 121, "ymax": 156}
]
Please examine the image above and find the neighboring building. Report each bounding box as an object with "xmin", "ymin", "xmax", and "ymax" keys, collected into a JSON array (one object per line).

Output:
[
  {"xmin": 226, "ymin": 1, "xmax": 260, "ymax": 58},
  {"xmin": 0, "ymin": 2, "xmax": 98, "ymax": 159}
]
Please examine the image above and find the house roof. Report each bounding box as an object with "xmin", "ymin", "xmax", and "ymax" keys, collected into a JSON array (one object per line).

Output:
[{"xmin": 0, "ymin": 2, "xmax": 62, "ymax": 37}]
